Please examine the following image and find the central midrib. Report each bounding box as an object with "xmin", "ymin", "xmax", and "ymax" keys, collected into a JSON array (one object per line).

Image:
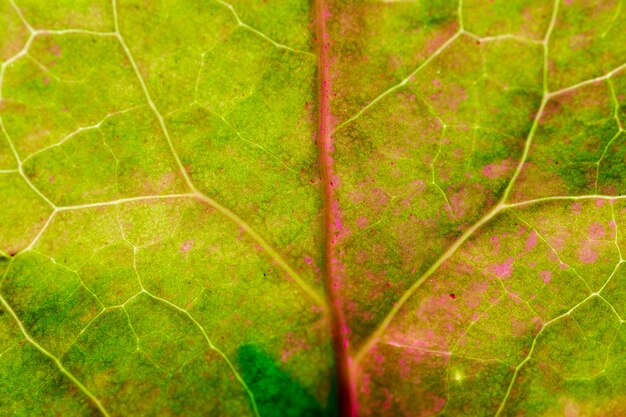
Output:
[{"xmin": 313, "ymin": 0, "xmax": 358, "ymax": 415}]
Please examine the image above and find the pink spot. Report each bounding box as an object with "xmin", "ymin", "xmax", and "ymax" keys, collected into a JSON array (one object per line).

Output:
[
  {"xmin": 525, "ymin": 231, "xmax": 538, "ymax": 252},
  {"xmin": 489, "ymin": 257, "xmax": 514, "ymax": 279},
  {"xmin": 564, "ymin": 400, "xmax": 579, "ymax": 417},
  {"xmin": 596, "ymin": 199, "xmax": 606, "ymax": 207},
  {"xmin": 280, "ymin": 332, "xmax": 310, "ymax": 363},
  {"xmin": 482, "ymin": 159, "xmax": 512, "ymax": 179},
  {"xmin": 570, "ymin": 202, "xmax": 582, "ymax": 214},
  {"xmin": 303, "ymin": 256, "xmax": 312, "ymax": 265},
  {"xmin": 413, "ymin": 178, "xmax": 426, "ymax": 189},
  {"xmin": 511, "ymin": 317, "xmax": 528, "ymax": 337},
  {"xmin": 540, "ymin": 270, "xmax": 552, "ymax": 284},
  {"xmin": 50, "ymin": 44, "xmax": 62, "ymax": 57},
  {"xmin": 356, "ymin": 216, "xmax": 368, "ymax": 228},
  {"xmin": 449, "ymin": 188, "xmax": 470, "ymax": 219},
  {"xmin": 490, "ymin": 235, "xmax": 501, "ymax": 253},
  {"xmin": 432, "ymin": 78, "xmax": 442, "ymax": 87},
  {"xmin": 578, "ymin": 247, "xmax": 598, "ymax": 264},
  {"xmin": 589, "ymin": 222, "xmax": 605, "ymax": 239},
  {"xmin": 179, "ymin": 240, "xmax": 193, "ymax": 257},
  {"xmin": 430, "ymin": 395, "xmax": 446, "ymax": 414}
]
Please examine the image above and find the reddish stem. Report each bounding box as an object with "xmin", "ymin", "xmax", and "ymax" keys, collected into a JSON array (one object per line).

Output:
[{"xmin": 314, "ymin": 0, "xmax": 357, "ymax": 415}]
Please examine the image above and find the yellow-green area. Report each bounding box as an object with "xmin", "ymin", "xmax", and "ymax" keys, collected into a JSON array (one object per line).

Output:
[{"xmin": 2, "ymin": 0, "xmax": 626, "ymax": 416}]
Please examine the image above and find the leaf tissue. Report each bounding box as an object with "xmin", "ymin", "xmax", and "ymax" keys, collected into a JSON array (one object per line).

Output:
[{"xmin": 1, "ymin": 0, "xmax": 626, "ymax": 416}]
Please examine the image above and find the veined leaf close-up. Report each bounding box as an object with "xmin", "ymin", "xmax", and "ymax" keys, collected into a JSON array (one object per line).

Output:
[{"xmin": 1, "ymin": 0, "xmax": 625, "ymax": 415}]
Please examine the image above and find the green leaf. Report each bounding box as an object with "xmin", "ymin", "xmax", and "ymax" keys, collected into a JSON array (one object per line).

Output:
[
  {"xmin": 1, "ymin": 0, "xmax": 626, "ymax": 416},
  {"xmin": 330, "ymin": 0, "xmax": 626, "ymax": 415}
]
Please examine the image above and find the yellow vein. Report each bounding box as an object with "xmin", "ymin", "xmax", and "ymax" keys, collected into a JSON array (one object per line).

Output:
[
  {"xmin": 354, "ymin": 201, "xmax": 505, "ymax": 363},
  {"xmin": 22, "ymin": 106, "xmax": 142, "ymax": 163},
  {"xmin": 548, "ymin": 62, "xmax": 626, "ymax": 98},
  {"xmin": 142, "ymin": 290, "xmax": 261, "ymax": 417},
  {"xmin": 494, "ymin": 291, "xmax": 615, "ymax": 415},
  {"xmin": 56, "ymin": 193, "xmax": 196, "ymax": 211},
  {"xmin": 0, "ymin": 293, "xmax": 111, "ymax": 417},
  {"xmin": 504, "ymin": 194, "xmax": 626, "ymax": 210},
  {"xmin": 333, "ymin": 30, "xmax": 463, "ymax": 134},
  {"xmin": 192, "ymin": 193, "xmax": 325, "ymax": 306},
  {"xmin": 355, "ymin": 0, "xmax": 561, "ymax": 362},
  {"xmin": 212, "ymin": 0, "xmax": 314, "ymax": 57},
  {"xmin": 111, "ymin": 0, "xmax": 325, "ymax": 306},
  {"xmin": 355, "ymin": 94, "xmax": 547, "ymax": 362}
]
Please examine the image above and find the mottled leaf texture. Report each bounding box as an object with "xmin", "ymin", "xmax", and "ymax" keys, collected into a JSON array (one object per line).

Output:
[{"xmin": 1, "ymin": 0, "xmax": 625, "ymax": 416}]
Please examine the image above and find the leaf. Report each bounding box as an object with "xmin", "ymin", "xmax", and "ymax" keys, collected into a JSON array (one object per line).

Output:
[
  {"xmin": 1, "ymin": 0, "xmax": 626, "ymax": 416},
  {"xmin": 329, "ymin": 0, "xmax": 626, "ymax": 415},
  {"xmin": 0, "ymin": 1, "xmax": 331, "ymax": 416}
]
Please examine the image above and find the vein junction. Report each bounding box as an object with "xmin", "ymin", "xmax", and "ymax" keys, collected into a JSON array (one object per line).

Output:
[
  {"xmin": 2, "ymin": 0, "xmax": 626, "ymax": 414},
  {"xmin": 334, "ymin": 0, "xmax": 626, "ymax": 412},
  {"xmin": 0, "ymin": 0, "xmax": 320, "ymax": 414}
]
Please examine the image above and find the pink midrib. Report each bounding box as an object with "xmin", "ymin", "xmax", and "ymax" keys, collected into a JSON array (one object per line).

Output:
[{"xmin": 314, "ymin": 0, "xmax": 358, "ymax": 415}]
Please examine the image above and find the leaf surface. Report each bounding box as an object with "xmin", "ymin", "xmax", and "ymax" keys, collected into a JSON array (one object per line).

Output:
[
  {"xmin": 1, "ymin": 0, "xmax": 626, "ymax": 416},
  {"xmin": 327, "ymin": 0, "xmax": 626, "ymax": 415},
  {"xmin": 1, "ymin": 1, "xmax": 331, "ymax": 416}
]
